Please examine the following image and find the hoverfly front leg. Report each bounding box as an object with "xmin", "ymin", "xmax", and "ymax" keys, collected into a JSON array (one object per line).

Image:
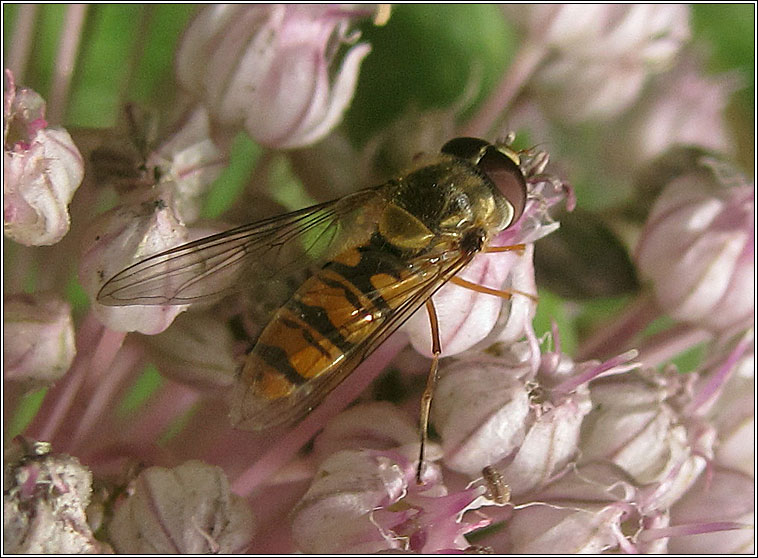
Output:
[
  {"xmin": 450, "ymin": 242, "xmax": 539, "ymax": 303},
  {"xmin": 417, "ymin": 298, "xmax": 442, "ymax": 484},
  {"xmin": 450, "ymin": 276, "xmax": 539, "ymax": 303}
]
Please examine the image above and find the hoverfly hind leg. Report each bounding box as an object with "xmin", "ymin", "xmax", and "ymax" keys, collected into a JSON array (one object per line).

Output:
[{"xmin": 417, "ymin": 299, "xmax": 442, "ymax": 484}]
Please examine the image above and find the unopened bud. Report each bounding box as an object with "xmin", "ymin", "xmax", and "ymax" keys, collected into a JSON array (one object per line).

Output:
[
  {"xmin": 78, "ymin": 193, "xmax": 189, "ymax": 334},
  {"xmin": 505, "ymin": 5, "xmax": 690, "ymax": 122},
  {"xmin": 176, "ymin": 5, "xmax": 375, "ymax": 149},
  {"xmin": 108, "ymin": 460, "xmax": 254, "ymax": 554},
  {"xmin": 3, "ymin": 293, "xmax": 76, "ymax": 386},
  {"xmin": 635, "ymin": 156, "xmax": 754, "ymax": 334}
]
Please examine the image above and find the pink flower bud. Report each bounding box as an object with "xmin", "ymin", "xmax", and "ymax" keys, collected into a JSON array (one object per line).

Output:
[
  {"xmin": 4, "ymin": 71, "xmax": 84, "ymax": 245},
  {"xmin": 3, "ymin": 293, "xmax": 76, "ymax": 386},
  {"xmin": 78, "ymin": 193, "xmax": 189, "ymax": 334},
  {"xmin": 668, "ymin": 465, "xmax": 755, "ymax": 554},
  {"xmin": 489, "ymin": 462, "xmax": 647, "ymax": 553},
  {"xmin": 431, "ymin": 360, "xmax": 532, "ymax": 475},
  {"xmin": 498, "ymin": 381, "xmax": 592, "ymax": 497},
  {"xmin": 146, "ymin": 107, "xmax": 227, "ymax": 224},
  {"xmin": 291, "ymin": 450, "xmax": 416, "ymax": 553},
  {"xmin": 699, "ymin": 334, "xmax": 754, "ymax": 475},
  {"xmin": 635, "ymin": 158, "xmax": 754, "ymax": 334},
  {"xmin": 405, "ymin": 247, "xmax": 536, "ymax": 358},
  {"xmin": 142, "ymin": 309, "xmax": 239, "ymax": 390},
  {"xmin": 175, "ymin": 5, "xmax": 374, "ymax": 149},
  {"xmin": 292, "ymin": 448, "xmax": 486, "ymax": 553},
  {"xmin": 617, "ymin": 58, "xmax": 735, "ymax": 166},
  {"xmin": 4, "ymin": 438, "xmax": 109, "ymax": 553},
  {"xmin": 579, "ymin": 367, "xmax": 709, "ymax": 505},
  {"xmin": 108, "ymin": 460, "xmax": 254, "ymax": 553},
  {"xmin": 313, "ymin": 401, "xmax": 420, "ymax": 463},
  {"xmin": 505, "ymin": 5, "xmax": 690, "ymax": 122}
]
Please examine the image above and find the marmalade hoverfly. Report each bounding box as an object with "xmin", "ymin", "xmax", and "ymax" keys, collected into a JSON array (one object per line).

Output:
[{"xmin": 98, "ymin": 137, "xmax": 532, "ymax": 481}]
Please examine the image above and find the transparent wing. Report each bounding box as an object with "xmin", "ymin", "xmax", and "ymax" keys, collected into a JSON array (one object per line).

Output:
[
  {"xmin": 231, "ymin": 243, "xmax": 475, "ymax": 430},
  {"xmin": 97, "ymin": 188, "xmax": 386, "ymax": 306}
]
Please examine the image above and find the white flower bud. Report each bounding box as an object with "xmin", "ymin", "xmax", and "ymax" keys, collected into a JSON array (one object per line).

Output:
[
  {"xmin": 313, "ymin": 401, "xmax": 420, "ymax": 463},
  {"xmin": 405, "ymin": 246, "xmax": 537, "ymax": 358},
  {"xmin": 3, "ymin": 293, "xmax": 76, "ymax": 386},
  {"xmin": 618, "ymin": 59, "xmax": 735, "ymax": 165},
  {"xmin": 580, "ymin": 367, "xmax": 709, "ymax": 506},
  {"xmin": 505, "ymin": 5, "xmax": 691, "ymax": 122},
  {"xmin": 143, "ymin": 309, "xmax": 239, "ymax": 390},
  {"xmin": 668, "ymin": 465, "xmax": 755, "ymax": 554},
  {"xmin": 147, "ymin": 106, "xmax": 227, "ymax": 224},
  {"xmin": 108, "ymin": 460, "xmax": 254, "ymax": 554},
  {"xmin": 700, "ymin": 335, "xmax": 754, "ymax": 475},
  {"xmin": 490, "ymin": 462, "xmax": 642, "ymax": 553},
  {"xmin": 292, "ymin": 450, "xmax": 410, "ymax": 553},
  {"xmin": 635, "ymin": 157, "xmax": 754, "ymax": 334},
  {"xmin": 4, "ymin": 72, "xmax": 84, "ymax": 245},
  {"xmin": 431, "ymin": 361, "xmax": 531, "ymax": 475},
  {"xmin": 78, "ymin": 193, "xmax": 189, "ymax": 334},
  {"xmin": 175, "ymin": 5, "xmax": 374, "ymax": 149},
  {"xmin": 499, "ymin": 382, "xmax": 592, "ymax": 497}
]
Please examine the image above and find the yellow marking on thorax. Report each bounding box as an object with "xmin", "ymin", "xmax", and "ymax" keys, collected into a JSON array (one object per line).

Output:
[
  {"xmin": 379, "ymin": 204, "xmax": 434, "ymax": 251},
  {"xmin": 332, "ymin": 248, "xmax": 362, "ymax": 267}
]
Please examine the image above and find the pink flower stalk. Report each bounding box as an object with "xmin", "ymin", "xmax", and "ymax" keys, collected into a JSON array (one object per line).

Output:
[
  {"xmin": 4, "ymin": 69, "xmax": 84, "ymax": 246},
  {"xmin": 175, "ymin": 5, "xmax": 376, "ymax": 149}
]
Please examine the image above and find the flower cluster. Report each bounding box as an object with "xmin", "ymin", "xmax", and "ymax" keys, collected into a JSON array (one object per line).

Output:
[{"xmin": 4, "ymin": 4, "xmax": 753, "ymax": 555}]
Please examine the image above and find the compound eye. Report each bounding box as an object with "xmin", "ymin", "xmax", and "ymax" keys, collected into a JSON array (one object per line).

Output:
[
  {"xmin": 478, "ymin": 146, "xmax": 527, "ymax": 227},
  {"xmin": 440, "ymin": 137, "xmax": 490, "ymax": 161}
]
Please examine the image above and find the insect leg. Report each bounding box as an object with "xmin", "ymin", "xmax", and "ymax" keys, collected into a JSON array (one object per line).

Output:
[
  {"xmin": 449, "ymin": 275, "xmax": 539, "ymax": 303},
  {"xmin": 482, "ymin": 243, "xmax": 525, "ymax": 254},
  {"xmin": 417, "ymin": 298, "xmax": 441, "ymax": 484}
]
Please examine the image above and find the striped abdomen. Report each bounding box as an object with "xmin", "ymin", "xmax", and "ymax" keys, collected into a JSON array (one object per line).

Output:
[{"xmin": 240, "ymin": 237, "xmax": 422, "ymax": 400}]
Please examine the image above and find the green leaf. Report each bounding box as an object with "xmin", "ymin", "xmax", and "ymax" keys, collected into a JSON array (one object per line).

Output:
[
  {"xmin": 346, "ymin": 5, "xmax": 516, "ymax": 145},
  {"xmin": 67, "ymin": 5, "xmax": 144, "ymax": 127},
  {"xmin": 6, "ymin": 388, "xmax": 47, "ymax": 439},
  {"xmin": 117, "ymin": 364, "xmax": 163, "ymax": 417},
  {"xmin": 533, "ymin": 288, "xmax": 578, "ymax": 356},
  {"xmin": 201, "ymin": 134, "xmax": 262, "ymax": 220},
  {"xmin": 128, "ymin": 5, "xmax": 197, "ymax": 105}
]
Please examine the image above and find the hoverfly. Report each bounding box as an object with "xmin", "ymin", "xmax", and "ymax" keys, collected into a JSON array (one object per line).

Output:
[{"xmin": 98, "ymin": 137, "xmax": 532, "ymax": 481}]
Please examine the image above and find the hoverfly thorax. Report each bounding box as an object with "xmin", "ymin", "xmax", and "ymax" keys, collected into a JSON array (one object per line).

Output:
[{"xmin": 378, "ymin": 138, "xmax": 528, "ymax": 258}]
